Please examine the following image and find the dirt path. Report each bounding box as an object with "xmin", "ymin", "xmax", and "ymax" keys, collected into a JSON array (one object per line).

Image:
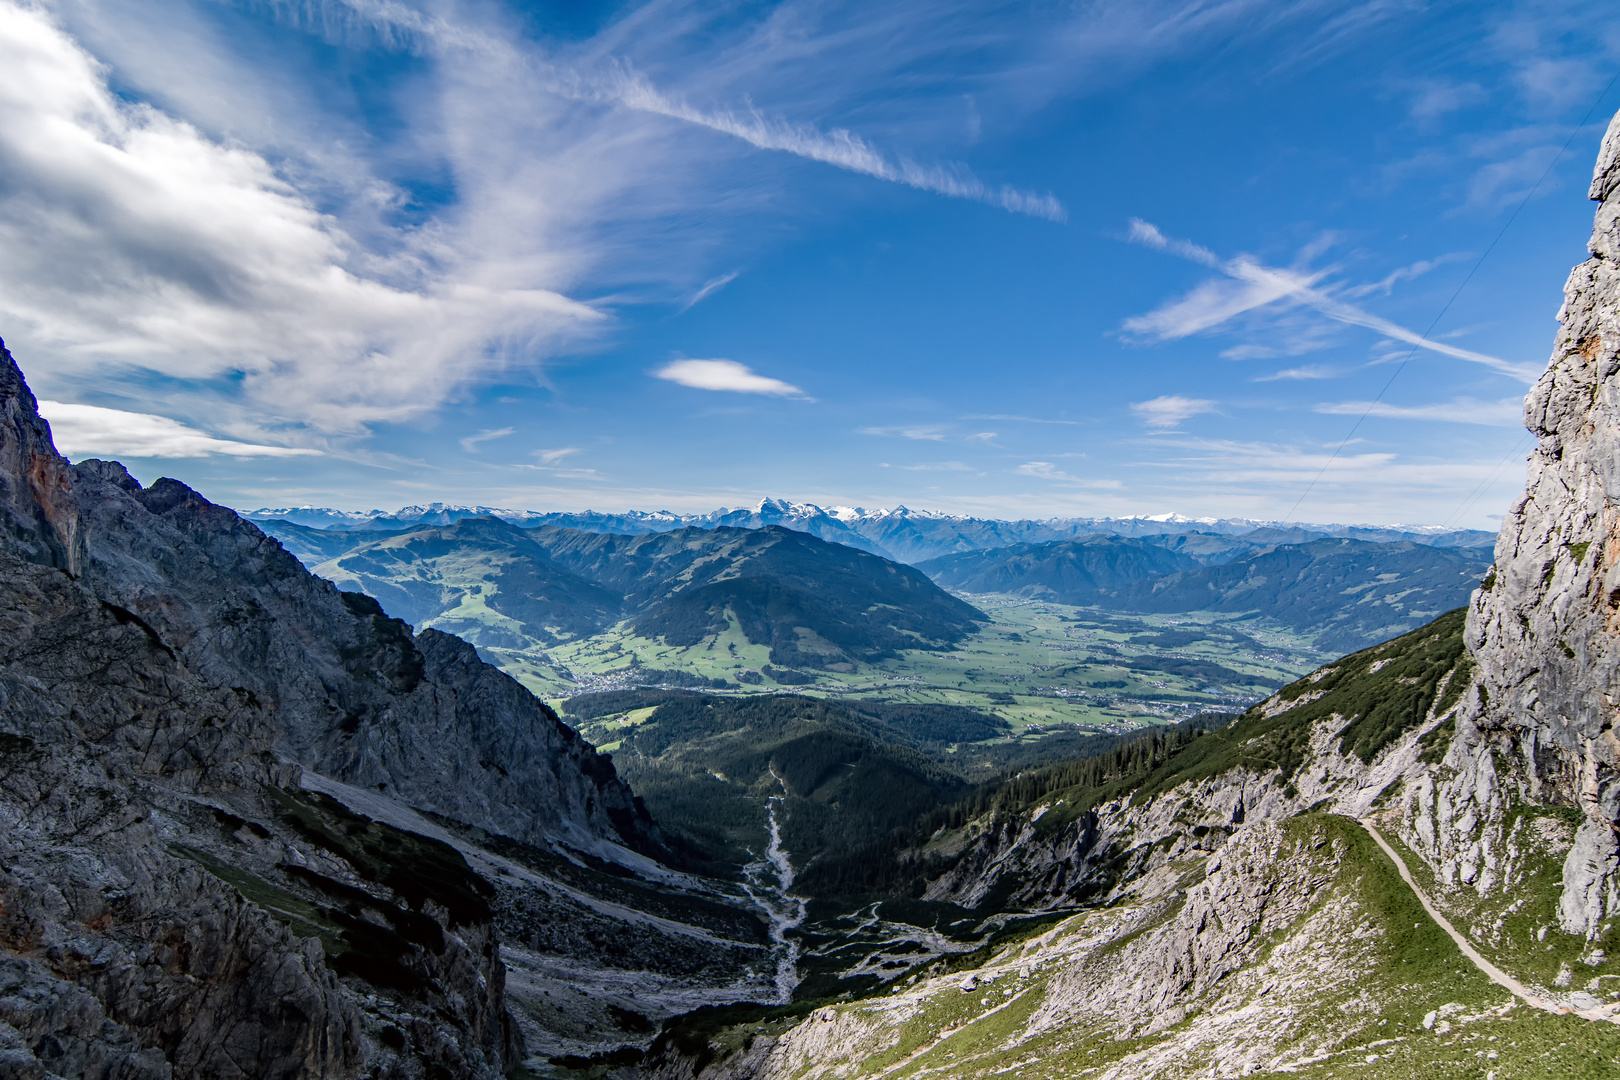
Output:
[{"xmin": 1358, "ymin": 817, "xmax": 1620, "ymax": 1025}]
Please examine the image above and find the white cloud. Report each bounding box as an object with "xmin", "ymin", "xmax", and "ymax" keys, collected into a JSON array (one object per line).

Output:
[
  {"xmin": 1126, "ymin": 218, "xmax": 1221, "ymax": 267},
  {"xmin": 1315, "ymin": 397, "xmax": 1523, "ymax": 427},
  {"xmin": 900, "ymin": 461, "xmax": 972, "ymax": 471},
  {"xmin": 679, "ymin": 272, "xmax": 740, "ymax": 312},
  {"xmin": 515, "ymin": 447, "xmax": 596, "ymax": 478},
  {"xmin": 654, "ymin": 358, "xmax": 807, "ymax": 397},
  {"xmin": 460, "ymin": 427, "xmax": 515, "ymax": 452},
  {"xmin": 39, "ymin": 400, "xmax": 320, "ymax": 458},
  {"xmin": 1131, "ymin": 395, "xmax": 1218, "ymax": 429},
  {"xmin": 1514, "ymin": 56, "xmax": 1602, "ymax": 112},
  {"xmin": 1123, "ymin": 220, "xmax": 1542, "ymax": 383},
  {"xmin": 0, "ymin": 3, "xmax": 600, "ymax": 436},
  {"xmin": 859, "ymin": 426, "xmax": 947, "ymax": 440},
  {"xmin": 1340, "ymin": 253, "xmax": 1470, "ymax": 298},
  {"xmin": 1017, "ymin": 461, "xmax": 1073, "ymax": 480},
  {"xmin": 1407, "ymin": 79, "xmax": 1487, "ymax": 121},
  {"xmin": 535, "ymin": 447, "xmax": 583, "ymax": 465},
  {"xmin": 1015, "ymin": 461, "xmax": 1121, "ymax": 487},
  {"xmin": 596, "ymin": 64, "xmax": 1067, "ymax": 222},
  {"xmin": 1463, "ymin": 138, "xmax": 1563, "ymax": 211},
  {"xmin": 1254, "ymin": 364, "xmax": 1341, "ymax": 381}
]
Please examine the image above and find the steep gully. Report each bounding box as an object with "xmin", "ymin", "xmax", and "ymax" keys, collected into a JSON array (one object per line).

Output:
[{"xmin": 740, "ymin": 770, "xmax": 808, "ymax": 1003}]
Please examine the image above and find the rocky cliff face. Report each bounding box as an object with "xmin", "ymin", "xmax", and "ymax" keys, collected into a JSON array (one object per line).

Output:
[
  {"xmin": 62, "ymin": 456, "xmax": 657, "ymax": 859},
  {"xmin": 1463, "ymin": 108, "xmax": 1620, "ymax": 939},
  {"xmin": 0, "ymin": 341, "xmax": 774, "ymax": 1078},
  {"xmin": 0, "ymin": 354, "xmax": 82, "ymax": 575}
]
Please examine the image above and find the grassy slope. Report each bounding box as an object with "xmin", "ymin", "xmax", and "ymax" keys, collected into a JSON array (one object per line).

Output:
[
  {"xmin": 649, "ymin": 814, "xmax": 1620, "ymax": 1079},
  {"xmin": 1114, "ymin": 608, "xmax": 1471, "ymax": 806},
  {"xmin": 1377, "ymin": 807, "xmax": 1620, "ymax": 1004}
]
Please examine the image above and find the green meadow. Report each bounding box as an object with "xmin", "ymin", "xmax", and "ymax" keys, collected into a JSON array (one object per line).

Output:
[{"xmin": 473, "ymin": 593, "xmax": 1327, "ymax": 742}]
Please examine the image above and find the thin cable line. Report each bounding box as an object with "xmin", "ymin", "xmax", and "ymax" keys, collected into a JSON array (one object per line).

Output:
[
  {"xmin": 1283, "ymin": 71, "xmax": 1620, "ymax": 525},
  {"xmin": 1438, "ymin": 432, "xmax": 1532, "ymax": 532}
]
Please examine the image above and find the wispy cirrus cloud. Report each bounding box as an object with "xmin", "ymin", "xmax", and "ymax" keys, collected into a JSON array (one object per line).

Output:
[
  {"xmin": 1315, "ymin": 396, "xmax": 1523, "ymax": 426},
  {"xmin": 521, "ymin": 446, "xmax": 597, "ymax": 479},
  {"xmin": 535, "ymin": 447, "xmax": 583, "ymax": 465},
  {"xmin": 860, "ymin": 426, "xmax": 947, "ymax": 440},
  {"xmin": 1405, "ymin": 79, "xmax": 1488, "ymax": 122},
  {"xmin": 1016, "ymin": 461, "xmax": 1121, "ymax": 488},
  {"xmin": 594, "ymin": 63, "xmax": 1066, "ymax": 221},
  {"xmin": 679, "ymin": 272, "xmax": 740, "ymax": 312},
  {"xmin": 460, "ymin": 427, "xmax": 515, "ymax": 452},
  {"xmin": 655, "ymin": 358, "xmax": 808, "ymax": 397},
  {"xmin": 1017, "ymin": 461, "xmax": 1073, "ymax": 480},
  {"xmin": 1254, "ymin": 364, "xmax": 1342, "ymax": 381},
  {"xmin": 39, "ymin": 401, "xmax": 320, "ymax": 459},
  {"xmin": 1123, "ymin": 219, "xmax": 1541, "ymax": 382},
  {"xmin": 1340, "ymin": 253, "xmax": 1470, "ymax": 298}
]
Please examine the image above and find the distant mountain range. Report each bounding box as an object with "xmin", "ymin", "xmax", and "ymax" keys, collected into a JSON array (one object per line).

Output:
[
  {"xmin": 243, "ymin": 498, "xmax": 1497, "ymax": 565},
  {"xmin": 922, "ymin": 535, "xmax": 1490, "ymax": 654},
  {"xmin": 309, "ymin": 518, "xmax": 985, "ymax": 670},
  {"xmin": 262, "ymin": 505, "xmax": 1490, "ymax": 670}
]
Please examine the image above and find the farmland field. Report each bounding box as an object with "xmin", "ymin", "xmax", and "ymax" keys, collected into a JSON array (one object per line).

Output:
[{"xmin": 480, "ymin": 593, "xmax": 1329, "ymax": 744}]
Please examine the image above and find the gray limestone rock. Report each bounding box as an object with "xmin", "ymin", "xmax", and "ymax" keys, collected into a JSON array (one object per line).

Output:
[
  {"xmin": 0, "ymin": 337, "xmax": 695, "ymax": 1078},
  {"xmin": 62, "ymin": 457, "xmax": 658, "ymax": 859},
  {"xmin": 1465, "ymin": 108, "xmax": 1620, "ymax": 937}
]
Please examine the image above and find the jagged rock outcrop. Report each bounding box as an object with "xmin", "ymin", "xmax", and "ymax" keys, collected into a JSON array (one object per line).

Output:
[
  {"xmin": 0, "ymin": 339, "xmax": 721, "ymax": 1078},
  {"xmin": 0, "ymin": 354, "xmax": 82, "ymax": 576},
  {"xmin": 1459, "ymin": 108, "xmax": 1620, "ymax": 938},
  {"xmin": 63, "ymin": 456, "xmax": 658, "ymax": 858}
]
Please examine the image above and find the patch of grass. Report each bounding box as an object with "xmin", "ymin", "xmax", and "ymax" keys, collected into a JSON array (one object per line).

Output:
[{"xmin": 1382, "ymin": 806, "xmax": 1618, "ymax": 992}]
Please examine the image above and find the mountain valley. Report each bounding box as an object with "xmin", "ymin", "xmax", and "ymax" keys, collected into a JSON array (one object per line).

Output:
[
  {"xmin": 5, "ymin": 107, "xmax": 1620, "ymax": 1080},
  {"xmin": 251, "ymin": 511, "xmax": 1487, "ymax": 746}
]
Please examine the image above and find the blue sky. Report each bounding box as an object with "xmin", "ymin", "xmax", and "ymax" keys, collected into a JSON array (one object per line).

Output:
[{"xmin": 4, "ymin": 0, "xmax": 1616, "ymax": 526}]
